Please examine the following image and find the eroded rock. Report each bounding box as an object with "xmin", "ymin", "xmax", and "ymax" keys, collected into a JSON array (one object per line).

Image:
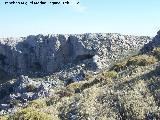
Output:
[{"xmin": 0, "ymin": 33, "xmax": 152, "ymax": 76}]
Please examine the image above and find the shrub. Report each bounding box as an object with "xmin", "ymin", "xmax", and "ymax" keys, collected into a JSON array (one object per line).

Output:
[
  {"xmin": 10, "ymin": 99, "xmax": 21, "ymax": 107},
  {"xmin": 97, "ymin": 71, "xmax": 117, "ymax": 86},
  {"xmin": 111, "ymin": 61, "xmax": 127, "ymax": 72},
  {"xmin": 127, "ymin": 55, "xmax": 156, "ymax": 66},
  {"xmin": 84, "ymin": 73, "xmax": 93, "ymax": 81},
  {"xmin": 153, "ymin": 47, "xmax": 160, "ymax": 60},
  {"xmin": 102, "ymin": 70, "xmax": 118, "ymax": 79},
  {"xmin": 46, "ymin": 95, "xmax": 60, "ymax": 106},
  {"xmin": 66, "ymin": 82, "xmax": 84, "ymax": 93},
  {"xmin": 78, "ymin": 79, "xmax": 100, "ymax": 92},
  {"xmin": 28, "ymin": 99, "xmax": 46, "ymax": 108},
  {"xmin": 0, "ymin": 115, "xmax": 8, "ymax": 120},
  {"xmin": 118, "ymin": 80, "xmax": 158, "ymax": 119},
  {"xmin": 10, "ymin": 107, "xmax": 53, "ymax": 120},
  {"xmin": 55, "ymin": 90, "xmax": 73, "ymax": 98}
]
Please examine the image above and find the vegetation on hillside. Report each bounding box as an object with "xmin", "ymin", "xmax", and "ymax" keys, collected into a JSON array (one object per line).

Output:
[{"xmin": 1, "ymin": 47, "xmax": 160, "ymax": 120}]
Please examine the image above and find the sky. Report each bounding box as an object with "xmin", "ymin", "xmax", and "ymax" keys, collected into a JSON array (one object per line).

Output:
[{"xmin": 0, "ymin": 0, "xmax": 160, "ymax": 37}]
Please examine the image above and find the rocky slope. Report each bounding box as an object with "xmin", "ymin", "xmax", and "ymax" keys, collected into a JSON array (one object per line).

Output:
[
  {"xmin": 0, "ymin": 31, "xmax": 160, "ymax": 119},
  {"xmin": 0, "ymin": 33, "xmax": 151, "ymax": 76}
]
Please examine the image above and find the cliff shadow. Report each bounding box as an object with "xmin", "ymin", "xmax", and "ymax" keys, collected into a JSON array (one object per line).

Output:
[{"xmin": 140, "ymin": 31, "xmax": 160, "ymax": 54}]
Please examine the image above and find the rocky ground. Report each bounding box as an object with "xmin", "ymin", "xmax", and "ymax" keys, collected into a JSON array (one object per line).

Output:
[{"xmin": 0, "ymin": 31, "xmax": 160, "ymax": 119}]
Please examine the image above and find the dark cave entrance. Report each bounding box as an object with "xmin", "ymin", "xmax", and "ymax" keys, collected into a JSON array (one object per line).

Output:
[
  {"xmin": 0, "ymin": 54, "xmax": 6, "ymax": 66},
  {"xmin": 74, "ymin": 54, "xmax": 94, "ymax": 62},
  {"xmin": 31, "ymin": 62, "xmax": 42, "ymax": 71}
]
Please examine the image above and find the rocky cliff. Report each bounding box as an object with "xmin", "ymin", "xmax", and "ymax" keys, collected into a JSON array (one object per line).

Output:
[
  {"xmin": 0, "ymin": 33, "xmax": 152, "ymax": 76},
  {"xmin": 1, "ymin": 31, "xmax": 160, "ymax": 118}
]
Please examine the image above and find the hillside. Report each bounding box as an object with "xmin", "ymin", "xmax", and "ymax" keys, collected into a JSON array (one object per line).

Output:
[{"xmin": 0, "ymin": 31, "xmax": 160, "ymax": 119}]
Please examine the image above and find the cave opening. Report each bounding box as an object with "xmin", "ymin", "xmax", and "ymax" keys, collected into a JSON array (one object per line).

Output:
[
  {"xmin": 0, "ymin": 54, "xmax": 6, "ymax": 65},
  {"xmin": 74, "ymin": 54, "xmax": 94, "ymax": 62},
  {"xmin": 31, "ymin": 62, "xmax": 42, "ymax": 71},
  {"xmin": 0, "ymin": 89, "xmax": 7, "ymax": 100}
]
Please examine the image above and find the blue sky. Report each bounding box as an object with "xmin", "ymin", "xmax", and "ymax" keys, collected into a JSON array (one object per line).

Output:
[{"xmin": 0, "ymin": 0, "xmax": 160, "ymax": 37}]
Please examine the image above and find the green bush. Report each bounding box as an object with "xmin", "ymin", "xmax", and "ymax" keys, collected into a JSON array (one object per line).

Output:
[
  {"xmin": 10, "ymin": 107, "xmax": 53, "ymax": 120},
  {"xmin": 153, "ymin": 47, "xmax": 160, "ymax": 60},
  {"xmin": 66, "ymin": 82, "xmax": 84, "ymax": 92},
  {"xmin": 84, "ymin": 73, "xmax": 94, "ymax": 81},
  {"xmin": 127, "ymin": 55, "xmax": 156, "ymax": 66},
  {"xmin": 56, "ymin": 90, "xmax": 73, "ymax": 98},
  {"xmin": 10, "ymin": 99, "xmax": 21, "ymax": 107},
  {"xmin": 98, "ymin": 70, "xmax": 118, "ymax": 86},
  {"xmin": 112, "ymin": 54, "xmax": 157, "ymax": 71},
  {"xmin": 118, "ymin": 80, "xmax": 158, "ymax": 119},
  {"xmin": 102, "ymin": 70, "xmax": 118, "ymax": 79},
  {"xmin": 111, "ymin": 61, "xmax": 128, "ymax": 72},
  {"xmin": 46, "ymin": 95, "xmax": 60, "ymax": 106},
  {"xmin": 0, "ymin": 115, "xmax": 8, "ymax": 120},
  {"xmin": 28, "ymin": 99, "xmax": 47, "ymax": 108}
]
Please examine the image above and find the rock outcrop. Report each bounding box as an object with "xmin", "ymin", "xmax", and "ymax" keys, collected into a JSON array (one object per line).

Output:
[
  {"xmin": 1, "ymin": 31, "xmax": 160, "ymax": 117},
  {"xmin": 140, "ymin": 30, "xmax": 160, "ymax": 53},
  {"xmin": 0, "ymin": 75, "xmax": 64, "ymax": 115},
  {"xmin": 0, "ymin": 33, "xmax": 152, "ymax": 76}
]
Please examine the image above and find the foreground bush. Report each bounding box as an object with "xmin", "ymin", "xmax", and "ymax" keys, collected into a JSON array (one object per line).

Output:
[
  {"xmin": 153, "ymin": 47, "xmax": 160, "ymax": 60},
  {"xmin": 28, "ymin": 99, "xmax": 47, "ymax": 108},
  {"xmin": 127, "ymin": 55, "xmax": 156, "ymax": 66},
  {"xmin": 112, "ymin": 55, "xmax": 157, "ymax": 72},
  {"xmin": 111, "ymin": 61, "xmax": 128, "ymax": 72},
  {"xmin": 118, "ymin": 80, "xmax": 159, "ymax": 119},
  {"xmin": 10, "ymin": 107, "xmax": 53, "ymax": 120},
  {"xmin": 66, "ymin": 82, "xmax": 84, "ymax": 93},
  {"xmin": 0, "ymin": 115, "xmax": 8, "ymax": 120},
  {"xmin": 102, "ymin": 70, "xmax": 118, "ymax": 79},
  {"xmin": 46, "ymin": 95, "xmax": 60, "ymax": 106}
]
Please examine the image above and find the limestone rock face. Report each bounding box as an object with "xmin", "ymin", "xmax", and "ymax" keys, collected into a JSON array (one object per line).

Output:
[
  {"xmin": 0, "ymin": 33, "xmax": 152, "ymax": 75},
  {"xmin": 0, "ymin": 75, "xmax": 63, "ymax": 114}
]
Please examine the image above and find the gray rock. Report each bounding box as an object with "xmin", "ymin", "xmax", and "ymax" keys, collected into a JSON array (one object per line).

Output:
[
  {"xmin": 0, "ymin": 33, "xmax": 152, "ymax": 75},
  {"xmin": 0, "ymin": 75, "xmax": 63, "ymax": 113},
  {"xmin": 0, "ymin": 104, "xmax": 10, "ymax": 110}
]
